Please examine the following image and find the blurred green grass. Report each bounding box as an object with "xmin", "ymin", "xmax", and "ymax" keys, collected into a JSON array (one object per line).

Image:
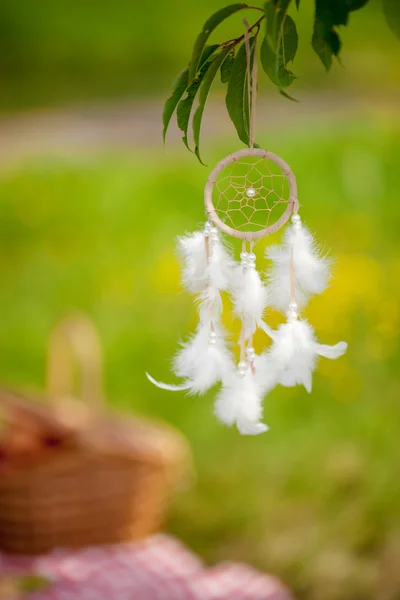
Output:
[
  {"xmin": 0, "ymin": 113, "xmax": 399, "ymax": 599},
  {"xmin": 0, "ymin": 0, "xmax": 398, "ymax": 110}
]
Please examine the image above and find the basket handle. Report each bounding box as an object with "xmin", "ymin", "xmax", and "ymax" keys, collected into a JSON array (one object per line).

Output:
[{"xmin": 46, "ymin": 314, "xmax": 105, "ymax": 414}]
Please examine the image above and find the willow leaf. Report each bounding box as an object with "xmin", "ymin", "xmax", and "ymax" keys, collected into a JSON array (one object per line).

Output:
[
  {"xmin": 177, "ymin": 47, "xmax": 218, "ymax": 150},
  {"xmin": 312, "ymin": 0, "xmax": 369, "ymax": 70},
  {"xmin": 383, "ymin": 0, "xmax": 400, "ymax": 39},
  {"xmin": 312, "ymin": 14, "xmax": 341, "ymax": 70},
  {"xmin": 221, "ymin": 48, "xmax": 236, "ymax": 83},
  {"xmin": 226, "ymin": 38, "xmax": 255, "ymax": 146},
  {"xmin": 189, "ymin": 3, "xmax": 247, "ymax": 83},
  {"xmin": 261, "ymin": 3, "xmax": 298, "ymax": 92},
  {"xmin": 162, "ymin": 68, "xmax": 189, "ymax": 143},
  {"xmin": 193, "ymin": 47, "xmax": 232, "ymax": 164}
]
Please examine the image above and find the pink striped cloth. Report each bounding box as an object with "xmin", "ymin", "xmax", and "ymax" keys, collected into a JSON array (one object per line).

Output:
[{"xmin": 0, "ymin": 534, "xmax": 293, "ymax": 600}]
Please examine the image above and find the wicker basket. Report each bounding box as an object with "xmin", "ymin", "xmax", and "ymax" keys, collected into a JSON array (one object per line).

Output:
[{"xmin": 0, "ymin": 316, "xmax": 191, "ymax": 555}]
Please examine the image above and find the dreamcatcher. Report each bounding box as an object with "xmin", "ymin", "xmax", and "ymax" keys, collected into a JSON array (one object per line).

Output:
[{"xmin": 147, "ymin": 23, "xmax": 347, "ymax": 435}]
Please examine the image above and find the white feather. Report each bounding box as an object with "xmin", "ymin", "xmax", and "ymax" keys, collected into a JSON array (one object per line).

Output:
[
  {"xmin": 145, "ymin": 373, "xmax": 192, "ymax": 392},
  {"xmin": 173, "ymin": 322, "xmax": 235, "ymax": 395},
  {"xmin": 214, "ymin": 368, "xmax": 269, "ymax": 435},
  {"xmin": 231, "ymin": 264, "xmax": 268, "ymax": 337},
  {"xmin": 178, "ymin": 231, "xmax": 208, "ymax": 294},
  {"xmin": 316, "ymin": 341, "xmax": 348, "ymax": 359},
  {"xmin": 260, "ymin": 318, "xmax": 347, "ymax": 393},
  {"xmin": 266, "ymin": 221, "xmax": 331, "ymax": 312},
  {"xmin": 208, "ymin": 234, "xmax": 232, "ymax": 292},
  {"xmin": 177, "ymin": 227, "xmax": 233, "ymax": 296},
  {"xmin": 253, "ymin": 353, "xmax": 281, "ymax": 396}
]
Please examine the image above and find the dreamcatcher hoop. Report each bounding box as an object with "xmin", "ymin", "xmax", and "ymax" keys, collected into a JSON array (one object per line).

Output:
[{"xmin": 204, "ymin": 147, "xmax": 299, "ymax": 241}]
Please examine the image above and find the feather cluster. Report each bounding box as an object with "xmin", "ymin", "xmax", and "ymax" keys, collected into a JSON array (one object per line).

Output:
[
  {"xmin": 214, "ymin": 368, "xmax": 269, "ymax": 435},
  {"xmin": 147, "ymin": 224, "xmax": 235, "ymax": 396},
  {"xmin": 173, "ymin": 322, "xmax": 235, "ymax": 395},
  {"xmin": 259, "ymin": 318, "xmax": 347, "ymax": 393},
  {"xmin": 148, "ymin": 215, "xmax": 348, "ymax": 438},
  {"xmin": 266, "ymin": 216, "xmax": 331, "ymax": 311},
  {"xmin": 178, "ymin": 226, "xmax": 232, "ymax": 300},
  {"xmin": 230, "ymin": 252, "xmax": 268, "ymax": 339}
]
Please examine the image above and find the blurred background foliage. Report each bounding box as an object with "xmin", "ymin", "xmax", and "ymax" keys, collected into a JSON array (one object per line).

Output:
[
  {"xmin": 0, "ymin": 0, "xmax": 398, "ymax": 110},
  {"xmin": 0, "ymin": 1, "xmax": 399, "ymax": 599}
]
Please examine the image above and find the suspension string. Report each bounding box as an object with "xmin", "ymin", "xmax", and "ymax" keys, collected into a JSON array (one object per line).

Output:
[{"xmin": 243, "ymin": 18, "xmax": 258, "ymax": 150}]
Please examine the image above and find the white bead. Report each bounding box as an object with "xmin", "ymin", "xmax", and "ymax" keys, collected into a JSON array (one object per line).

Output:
[
  {"xmin": 246, "ymin": 347, "xmax": 255, "ymax": 358},
  {"xmin": 248, "ymin": 252, "xmax": 256, "ymax": 262},
  {"xmin": 240, "ymin": 252, "xmax": 248, "ymax": 260},
  {"xmin": 287, "ymin": 309, "xmax": 298, "ymax": 322},
  {"xmin": 209, "ymin": 331, "xmax": 217, "ymax": 339},
  {"xmin": 292, "ymin": 214, "xmax": 301, "ymax": 224},
  {"xmin": 238, "ymin": 360, "xmax": 248, "ymax": 377},
  {"xmin": 209, "ymin": 338, "xmax": 217, "ymax": 345},
  {"xmin": 246, "ymin": 187, "xmax": 256, "ymax": 198},
  {"xmin": 289, "ymin": 301, "xmax": 298, "ymax": 310}
]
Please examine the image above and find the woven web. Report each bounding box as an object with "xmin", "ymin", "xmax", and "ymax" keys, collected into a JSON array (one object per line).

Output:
[{"xmin": 213, "ymin": 156, "xmax": 290, "ymax": 233}]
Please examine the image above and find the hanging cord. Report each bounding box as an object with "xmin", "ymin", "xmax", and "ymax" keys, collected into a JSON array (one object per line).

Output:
[{"xmin": 243, "ymin": 18, "xmax": 258, "ymax": 149}]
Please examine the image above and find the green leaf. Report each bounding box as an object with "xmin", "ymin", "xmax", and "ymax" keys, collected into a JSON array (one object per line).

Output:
[
  {"xmin": 312, "ymin": 18, "xmax": 340, "ymax": 70},
  {"xmin": 189, "ymin": 3, "xmax": 247, "ymax": 83},
  {"xmin": 260, "ymin": 37, "xmax": 280, "ymax": 86},
  {"xmin": 226, "ymin": 38, "xmax": 256, "ymax": 146},
  {"xmin": 261, "ymin": 3, "xmax": 298, "ymax": 91},
  {"xmin": 162, "ymin": 68, "xmax": 189, "ymax": 143},
  {"xmin": 176, "ymin": 46, "xmax": 219, "ymax": 150},
  {"xmin": 281, "ymin": 14, "xmax": 298, "ymax": 63},
  {"xmin": 193, "ymin": 47, "xmax": 232, "ymax": 164},
  {"xmin": 311, "ymin": 0, "xmax": 370, "ymax": 70},
  {"xmin": 348, "ymin": 0, "xmax": 369, "ymax": 10},
  {"xmin": 220, "ymin": 48, "xmax": 236, "ymax": 83},
  {"xmin": 383, "ymin": 0, "xmax": 400, "ymax": 39}
]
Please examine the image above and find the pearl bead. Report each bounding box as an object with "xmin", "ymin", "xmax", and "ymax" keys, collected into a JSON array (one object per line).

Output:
[
  {"xmin": 238, "ymin": 361, "xmax": 248, "ymax": 377},
  {"xmin": 246, "ymin": 347, "xmax": 255, "ymax": 358},
  {"xmin": 209, "ymin": 338, "xmax": 217, "ymax": 345},
  {"xmin": 240, "ymin": 252, "xmax": 248, "ymax": 260},
  {"xmin": 209, "ymin": 331, "xmax": 217, "ymax": 339},
  {"xmin": 246, "ymin": 187, "xmax": 256, "ymax": 198},
  {"xmin": 289, "ymin": 301, "xmax": 298, "ymax": 310},
  {"xmin": 292, "ymin": 214, "xmax": 301, "ymax": 224},
  {"xmin": 287, "ymin": 309, "xmax": 298, "ymax": 322}
]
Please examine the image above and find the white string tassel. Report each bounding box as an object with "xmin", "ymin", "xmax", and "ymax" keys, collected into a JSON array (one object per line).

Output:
[
  {"xmin": 266, "ymin": 214, "xmax": 331, "ymax": 312},
  {"xmin": 214, "ymin": 362, "xmax": 269, "ymax": 436},
  {"xmin": 259, "ymin": 308, "xmax": 347, "ymax": 393},
  {"xmin": 231, "ymin": 251, "xmax": 268, "ymax": 338}
]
